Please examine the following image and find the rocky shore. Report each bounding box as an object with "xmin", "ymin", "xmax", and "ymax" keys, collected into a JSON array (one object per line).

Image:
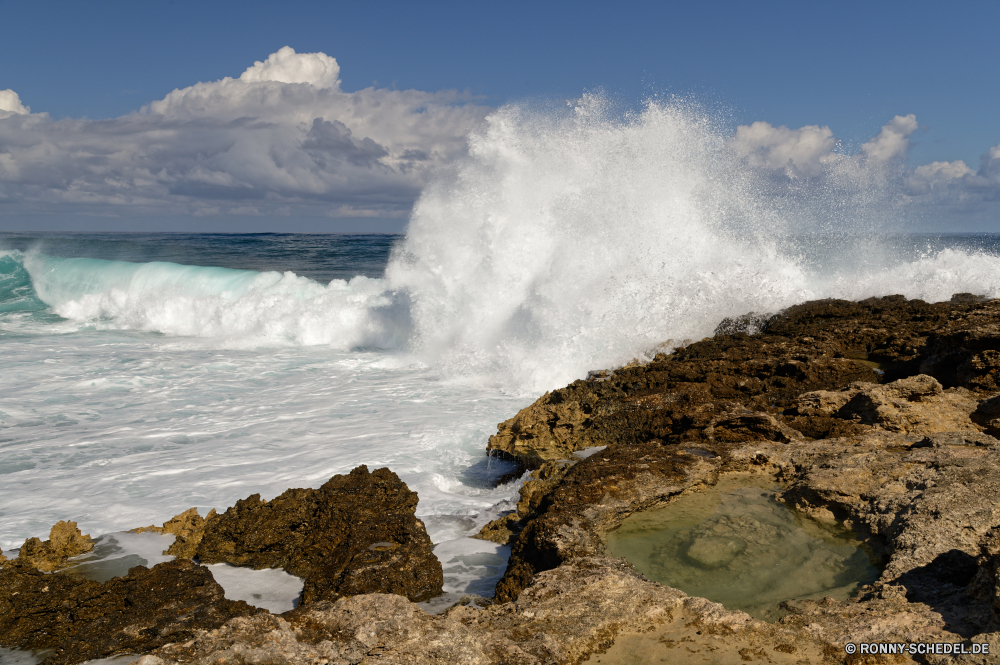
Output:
[{"xmin": 5, "ymin": 295, "xmax": 1000, "ymax": 664}]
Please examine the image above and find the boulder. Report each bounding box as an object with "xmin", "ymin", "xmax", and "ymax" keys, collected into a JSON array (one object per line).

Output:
[{"xmin": 195, "ymin": 465, "xmax": 443, "ymax": 604}]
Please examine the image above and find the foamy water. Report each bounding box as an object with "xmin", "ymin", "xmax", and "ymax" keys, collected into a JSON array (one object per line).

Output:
[{"xmin": 3, "ymin": 97, "xmax": 1000, "ymax": 610}]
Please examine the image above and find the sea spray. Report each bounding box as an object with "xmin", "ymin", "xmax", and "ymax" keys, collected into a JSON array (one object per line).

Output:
[
  {"xmin": 386, "ymin": 96, "xmax": 898, "ymax": 392},
  {"xmin": 12, "ymin": 98, "xmax": 1000, "ymax": 395}
]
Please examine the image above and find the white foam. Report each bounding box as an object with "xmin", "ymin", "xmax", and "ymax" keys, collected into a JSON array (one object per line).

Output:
[
  {"xmin": 56, "ymin": 531, "xmax": 177, "ymax": 582},
  {"xmin": 419, "ymin": 536, "xmax": 511, "ymax": 614},
  {"xmin": 0, "ymin": 649, "xmax": 42, "ymax": 665},
  {"xmin": 204, "ymin": 563, "xmax": 303, "ymax": 614}
]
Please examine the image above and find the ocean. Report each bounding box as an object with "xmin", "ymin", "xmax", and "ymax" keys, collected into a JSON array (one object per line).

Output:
[{"xmin": 3, "ymin": 101, "xmax": 1000, "ymax": 606}]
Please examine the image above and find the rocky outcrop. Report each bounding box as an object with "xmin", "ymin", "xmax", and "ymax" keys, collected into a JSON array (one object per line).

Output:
[
  {"xmin": 488, "ymin": 297, "xmax": 1000, "ymax": 469},
  {"xmin": 474, "ymin": 295, "xmax": 1000, "ymax": 658},
  {"xmin": 16, "ymin": 520, "xmax": 93, "ymax": 572},
  {"xmin": 796, "ymin": 374, "xmax": 978, "ymax": 434},
  {"xmin": 135, "ymin": 558, "xmax": 863, "ymax": 665},
  {"xmin": 12, "ymin": 294, "xmax": 1000, "ymax": 664},
  {"xmin": 132, "ymin": 506, "xmax": 217, "ymax": 558},
  {"xmin": 0, "ymin": 558, "xmax": 262, "ymax": 665},
  {"xmin": 195, "ymin": 465, "xmax": 443, "ymax": 604}
]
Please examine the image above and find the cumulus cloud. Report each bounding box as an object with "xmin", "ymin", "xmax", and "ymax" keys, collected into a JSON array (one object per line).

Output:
[
  {"xmin": 730, "ymin": 114, "xmax": 921, "ymax": 180},
  {"xmin": 730, "ymin": 121, "xmax": 838, "ymax": 178},
  {"xmin": 726, "ymin": 113, "xmax": 1000, "ymax": 227},
  {"xmin": 0, "ymin": 90, "xmax": 29, "ymax": 118},
  {"xmin": 0, "ymin": 47, "xmax": 490, "ymax": 221},
  {"xmin": 902, "ymin": 142, "xmax": 1000, "ymax": 215},
  {"xmin": 861, "ymin": 113, "xmax": 918, "ymax": 163}
]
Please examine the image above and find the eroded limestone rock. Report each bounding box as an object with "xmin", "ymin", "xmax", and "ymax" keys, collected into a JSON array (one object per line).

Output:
[
  {"xmin": 17, "ymin": 520, "xmax": 93, "ymax": 572},
  {"xmin": 796, "ymin": 374, "xmax": 979, "ymax": 435},
  {"xmin": 132, "ymin": 506, "xmax": 217, "ymax": 558},
  {"xmin": 0, "ymin": 558, "xmax": 262, "ymax": 665},
  {"xmin": 195, "ymin": 465, "xmax": 443, "ymax": 604}
]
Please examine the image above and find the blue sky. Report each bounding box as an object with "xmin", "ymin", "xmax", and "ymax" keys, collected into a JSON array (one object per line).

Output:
[{"xmin": 1, "ymin": 0, "xmax": 998, "ymax": 231}]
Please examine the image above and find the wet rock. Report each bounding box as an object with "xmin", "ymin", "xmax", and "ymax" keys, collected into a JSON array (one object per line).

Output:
[
  {"xmin": 0, "ymin": 558, "xmax": 262, "ymax": 665},
  {"xmin": 494, "ymin": 442, "xmax": 716, "ymax": 602},
  {"xmin": 476, "ymin": 459, "xmax": 573, "ymax": 546},
  {"xmin": 17, "ymin": 520, "xmax": 93, "ymax": 572},
  {"xmin": 132, "ymin": 506, "xmax": 217, "ymax": 558},
  {"xmin": 195, "ymin": 465, "xmax": 443, "ymax": 605},
  {"xmin": 685, "ymin": 534, "xmax": 747, "ymax": 568},
  {"xmin": 486, "ymin": 296, "xmax": 996, "ymax": 466}
]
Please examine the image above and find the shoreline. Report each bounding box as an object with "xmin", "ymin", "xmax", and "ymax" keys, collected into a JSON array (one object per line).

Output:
[{"xmin": 6, "ymin": 293, "xmax": 1000, "ymax": 663}]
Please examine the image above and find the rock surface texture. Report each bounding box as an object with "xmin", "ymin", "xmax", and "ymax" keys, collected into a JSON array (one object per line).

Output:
[
  {"xmin": 16, "ymin": 520, "xmax": 93, "ymax": 572},
  {"xmin": 195, "ymin": 465, "xmax": 443, "ymax": 604},
  {"xmin": 0, "ymin": 558, "xmax": 262, "ymax": 665},
  {"xmin": 133, "ymin": 506, "xmax": 218, "ymax": 558}
]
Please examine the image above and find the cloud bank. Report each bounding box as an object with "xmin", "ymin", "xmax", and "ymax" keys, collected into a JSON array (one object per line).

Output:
[
  {"xmin": 730, "ymin": 113, "xmax": 1000, "ymax": 226},
  {"xmin": 0, "ymin": 47, "xmax": 490, "ymax": 223},
  {"xmin": 0, "ymin": 50, "xmax": 997, "ymax": 230}
]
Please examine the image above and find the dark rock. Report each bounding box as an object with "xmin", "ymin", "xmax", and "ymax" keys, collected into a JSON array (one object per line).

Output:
[
  {"xmin": 487, "ymin": 296, "xmax": 998, "ymax": 467},
  {"xmin": 195, "ymin": 465, "xmax": 443, "ymax": 605},
  {"xmin": 972, "ymin": 394, "xmax": 1000, "ymax": 437},
  {"xmin": 0, "ymin": 558, "xmax": 262, "ymax": 665}
]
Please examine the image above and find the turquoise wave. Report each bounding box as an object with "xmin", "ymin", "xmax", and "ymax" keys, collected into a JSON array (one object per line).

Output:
[{"xmin": 0, "ymin": 251, "xmax": 46, "ymax": 313}]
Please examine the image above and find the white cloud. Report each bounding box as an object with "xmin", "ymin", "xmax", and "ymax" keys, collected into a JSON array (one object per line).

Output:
[
  {"xmin": 908, "ymin": 160, "xmax": 975, "ymax": 192},
  {"xmin": 239, "ymin": 46, "xmax": 341, "ymax": 87},
  {"xmin": 861, "ymin": 114, "xmax": 918, "ymax": 163},
  {"xmin": 0, "ymin": 47, "xmax": 490, "ymax": 221},
  {"xmin": 730, "ymin": 121, "xmax": 839, "ymax": 178},
  {"xmin": 729, "ymin": 114, "xmax": 923, "ymax": 182},
  {"xmin": 0, "ymin": 90, "xmax": 29, "ymax": 118}
]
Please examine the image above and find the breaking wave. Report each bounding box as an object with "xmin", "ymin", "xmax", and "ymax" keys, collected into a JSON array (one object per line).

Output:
[{"xmin": 9, "ymin": 97, "xmax": 1000, "ymax": 392}]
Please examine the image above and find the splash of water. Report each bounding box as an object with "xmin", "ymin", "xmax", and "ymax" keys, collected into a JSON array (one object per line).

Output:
[{"xmin": 12, "ymin": 96, "xmax": 1000, "ymax": 393}]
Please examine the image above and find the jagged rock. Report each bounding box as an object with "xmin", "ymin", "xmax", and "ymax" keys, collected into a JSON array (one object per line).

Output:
[
  {"xmin": 17, "ymin": 520, "xmax": 93, "ymax": 572},
  {"xmin": 132, "ymin": 506, "xmax": 217, "ymax": 558},
  {"xmin": 0, "ymin": 558, "xmax": 262, "ymax": 665},
  {"xmin": 972, "ymin": 393, "xmax": 1000, "ymax": 437},
  {"xmin": 195, "ymin": 465, "xmax": 442, "ymax": 605},
  {"xmin": 796, "ymin": 374, "xmax": 979, "ymax": 435},
  {"xmin": 476, "ymin": 459, "xmax": 573, "ymax": 546},
  {"xmin": 486, "ymin": 296, "xmax": 1000, "ymax": 465},
  {"xmin": 921, "ymin": 312, "xmax": 1000, "ymax": 393}
]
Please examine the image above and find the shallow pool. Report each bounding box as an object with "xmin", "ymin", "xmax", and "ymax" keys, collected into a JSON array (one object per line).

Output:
[{"xmin": 606, "ymin": 474, "xmax": 880, "ymax": 621}]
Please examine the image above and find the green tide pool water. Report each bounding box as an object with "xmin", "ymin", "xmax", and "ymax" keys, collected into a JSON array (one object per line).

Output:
[{"xmin": 606, "ymin": 475, "xmax": 881, "ymax": 621}]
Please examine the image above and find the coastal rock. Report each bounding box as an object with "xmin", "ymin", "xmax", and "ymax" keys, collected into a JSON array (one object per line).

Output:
[
  {"xmin": 972, "ymin": 393, "xmax": 1000, "ymax": 437},
  {"xmin": 16, "ymin": 520, "xmax": 93, "ymax": 572},
  {"xmin": 795, "ymin": 374, "xmax": 978, "ymax": 435},
  {"xmin": 141, "ymin": 556, "xmax": 972, "ymax": 665},
  {"xmin": 143, "ymin": 558, "xmax": 844, "ymax": 665},
  {"xmin": 485, "ymin": 295, "xmax": 997, "ymax": 465},
  {"xmin": 970, "ymin": 528, "xmax": 1000, "ymax": 629},
  {"xmin": 132, "ymin": 506, "xmax": 217, "ymax": 558},
  {"xmin": 487, "ymin": 388, "xmax": 602, "ymax": 468},
  {"xmin": 920, "ymin": 309, "xmax": 1000, "ymax": 393},
  {"xmin": 195, "ymin": 465, "xmax": 443, "ymax": 604},
  {"xmin": 0, "ymin": 558, "xmax": 262, "ymax": 665}
]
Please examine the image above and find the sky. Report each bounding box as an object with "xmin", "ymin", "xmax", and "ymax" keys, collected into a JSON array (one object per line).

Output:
[{"xmin": 0, "ymin": 0, "xmax": 998, "ymax": 232}]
